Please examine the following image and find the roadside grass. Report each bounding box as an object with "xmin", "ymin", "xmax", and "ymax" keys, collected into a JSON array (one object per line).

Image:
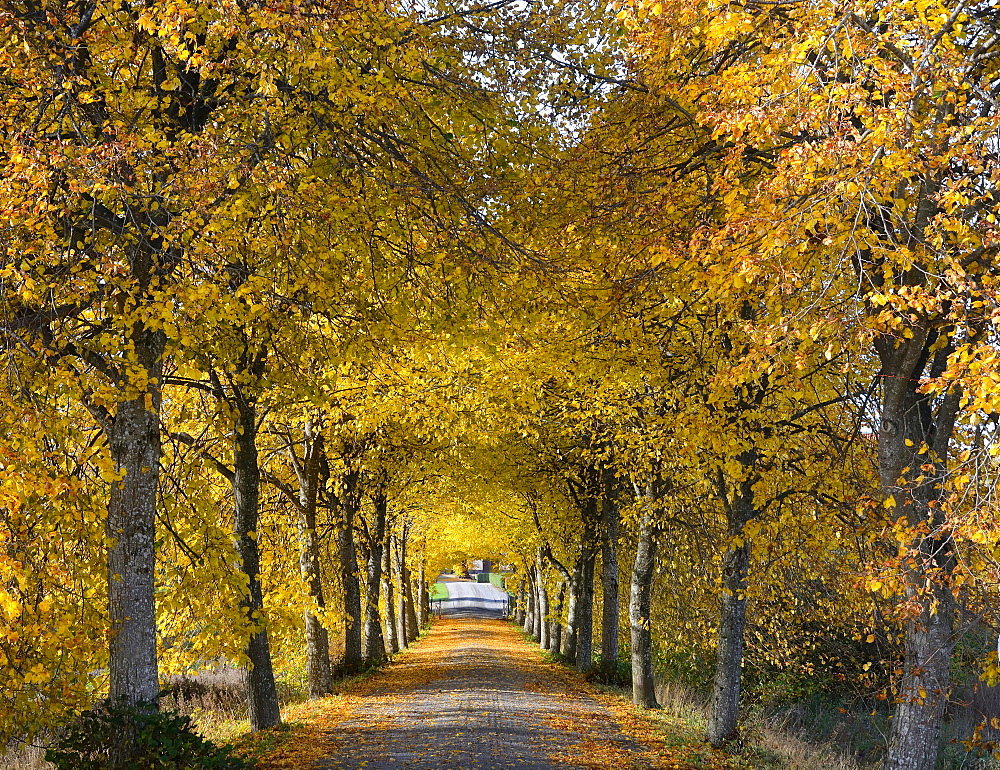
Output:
[
  {"xmin": 430, "ymin": 582, "xmax": 449, "ymax": 600},
  {"xmin": 518, "ymin": 624, "xmax": 873, "ymax": 770}
]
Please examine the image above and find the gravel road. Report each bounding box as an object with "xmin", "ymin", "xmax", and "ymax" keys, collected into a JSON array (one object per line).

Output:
[{"xmin": 318, "ymin": 617, "xmax": 649, "ymax": 769}]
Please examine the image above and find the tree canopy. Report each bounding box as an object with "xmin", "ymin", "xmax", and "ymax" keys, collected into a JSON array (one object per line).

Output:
[{"xmin": 2, "ymin": 0, "xmax": 1000, "ymax": 767}]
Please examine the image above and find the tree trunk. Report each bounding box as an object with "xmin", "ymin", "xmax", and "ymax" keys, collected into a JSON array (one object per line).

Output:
[
  {"xmin": 233, "ymin": 399, "xmax": 281, "ymax": 731},
  {"xmin": 106, "ymin": 327, "xmax": 165, "ymax": 710},
  {"xmin": 336, "ymin": 469, "xmax": 363, "ymax": 674},
  {"xmin": 535, "ymin": 549, "xmax": 549, "ymax": 649},
  {"xmin": 562, "ymin": 578, "xmax": 578, "ymax": 661},
  {"xmin": 879, "ymin": 329, "xmax": 961, "ymax": 770},
  {"xmin": 706, "ymin": 464, "xmax": 756, "ymax": 750},
  {"xmin": 630, "ymin": 507, "xmax": 658, "ymax": 709},
  {"xmin": 291, "ymin": 423, "xmax": 332, "ymax": 699},
  {"xmin": 550, "ymin": 582, "xmax": 565, "ymax": 654},
  {"xmin": 531, "ymin": 568, "xmax": 542, "ymax": 642},
  {"xmin": 417, "ymin": 558, "xmax": 429, "ymax": 628},
  {"xmin": 399, "ymin": 533, "xmax": 419, "ymax": 643},
  {"xmin": 523, "ymin": 569, "xmax": 535, "ymax": 635},
  {"xmin": 383, "ymin": 535, "xmax": 399, "ymax": 655},
  {"xmin": 362, "ymin": 492, "xmax": 387, "ymax": 664},
  {"xmin": 575, "ymin": 545, "xmax": 596, "ymax": 672},
  {"xmin": 600, "ymin": 474, "xmax": 620, "ymax": 678},
  {"xmin": 391, "ymin": 534, "xmax": 406, "ymax": 650},
  {"xmin": 514, "ymin": 588, "xmax": 526, "ymax": 625},
  {"xmin": 882, "ymin": 597, "xmax": 955, "ymax": 770},
  {"xmin": 706, "ymin": 538, "xmax": 749, "ymax": 747},
  {"xmin": 391, "ymin": 532, "xmax": 412, "ymax": 646}
]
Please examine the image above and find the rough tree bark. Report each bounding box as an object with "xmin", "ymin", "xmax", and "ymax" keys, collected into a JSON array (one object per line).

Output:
[
  {"xmin": 879, "ymin": 326, "xmax": 961, "ymax": 770},
  {"xmin": 574, "ymin": 492, "xmax": 600, "ymax": 673},
  {"xmin": 535, "ymin": 548, "xmax": 549, "ymax": 649},
  {"xmin": 362, "ymin": 491, "xmax": 388, "ymax": 664},
  {"xmin": 398, "ymin": 530, "xmax": 419, "ymax": 643},
  {"xmin": 706, "ymin": 464, "xmax": 756, "ymax": 749},
  {"xmin": 383, "ymin": 534, "xmax": 399, "ymax": 655},
  {"xmin": 574, "ymin": 543, "xmax": 596, "ymax": 673},
  {"xmin": 542, "ymin": 547, "xmax": 571, "ymax": 655},
  {"xmin": 417, "ymin": 558, "xmax": 429, "ymax": 628},
  {"xmin": 233, "ymin": 396, "xmax": 281, "ymax": 730},
  {"xmin": 390, "ymin": 534, "xmax": 406, "ymax": 650},
  {"xmin": 289, "ymin": 421, "xmax": 332, "ymax": 699},
  {"xmin": 550, "ymin": 582, "xmax": 565, "ymax": 653},
  {"xmin": 630, "ymin": 504, "xmax": 659, "ymax": 709},
  {"xmin": 600, "ymin": 471, "xmax": 620, "ymax": 678},
  {"xmin": 106, "ymin": 326, "xmax": 165, "ymax": 710},
  {"xmin": 335, "ymin": 466, "xmax": 363, "ymax": 674},
  {"xmin": 562, "ymin": 578, "xmax": 579, "ymax": 661},
  {"xmin": 523, "ymin": 566, "xmax": 536, "ymax": 636}
]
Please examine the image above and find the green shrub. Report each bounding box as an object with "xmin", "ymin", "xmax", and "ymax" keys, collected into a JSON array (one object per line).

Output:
[
  {"xmin": 590, "ymin": 653, "xmax": 632, "ymax": 688},
  {"xmin": 45, "ymin": 704, "xmax": 252, "ymax": 770}
]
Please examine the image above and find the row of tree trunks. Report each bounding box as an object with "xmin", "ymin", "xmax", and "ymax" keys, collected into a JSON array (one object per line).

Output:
[
  {"xmin": 394, "ymin": 535, "xmax": 407, "ymax": 647},
  {"xmin": 382, "ymin": 528, "xmax": 420, "ymax": 651},
  {"xmin": 527, "ymin": 473, "xmax": 655, "ymax": 711}
]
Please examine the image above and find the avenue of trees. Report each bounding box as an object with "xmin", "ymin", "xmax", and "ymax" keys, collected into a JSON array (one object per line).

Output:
[{"xmin": 1, "ymin": 0, "xmax": 999, "ymax": 768}]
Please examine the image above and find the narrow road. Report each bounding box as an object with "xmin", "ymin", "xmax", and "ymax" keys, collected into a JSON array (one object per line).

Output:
[
  {"xmin": 437, "ymin": 579, "xmax": 510, "ymax": 618},
  {"xmin": 312, "ymin": 617, "xmax": 652, "ymax": 769}
]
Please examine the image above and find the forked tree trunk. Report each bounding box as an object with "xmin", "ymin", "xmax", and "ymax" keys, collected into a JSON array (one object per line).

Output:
[
  {"xmin": 383, "ymin": 536, "xmax": 399, "ymax": 655},
  {"xmin": 106, "ymin": 326, "xmax": 165, "ymax": 710},
  {"xmin": 290, "ymin": 423, "xmax": 332, "ymax": 699},
  {"xmin": 362, "ymin": 492, "xmax": 387, "ymax": 664},
  {"xmin": 337, "ymin": 469, "xmax": 363, "ymax": 674},
  {"xmin": 879, "ymin": 328, "xmax": 961, "ymax": 770},
  {"xmin": 600, "ymin": 474, "xmax": 620, "ymax": 678},
  {"xmin": 233, "ymin": 398, "xmax": 281, "ymax": 730},
  {"xmin": 630, "ymin": 507, "xmax": 658, "ymax": 709}
]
